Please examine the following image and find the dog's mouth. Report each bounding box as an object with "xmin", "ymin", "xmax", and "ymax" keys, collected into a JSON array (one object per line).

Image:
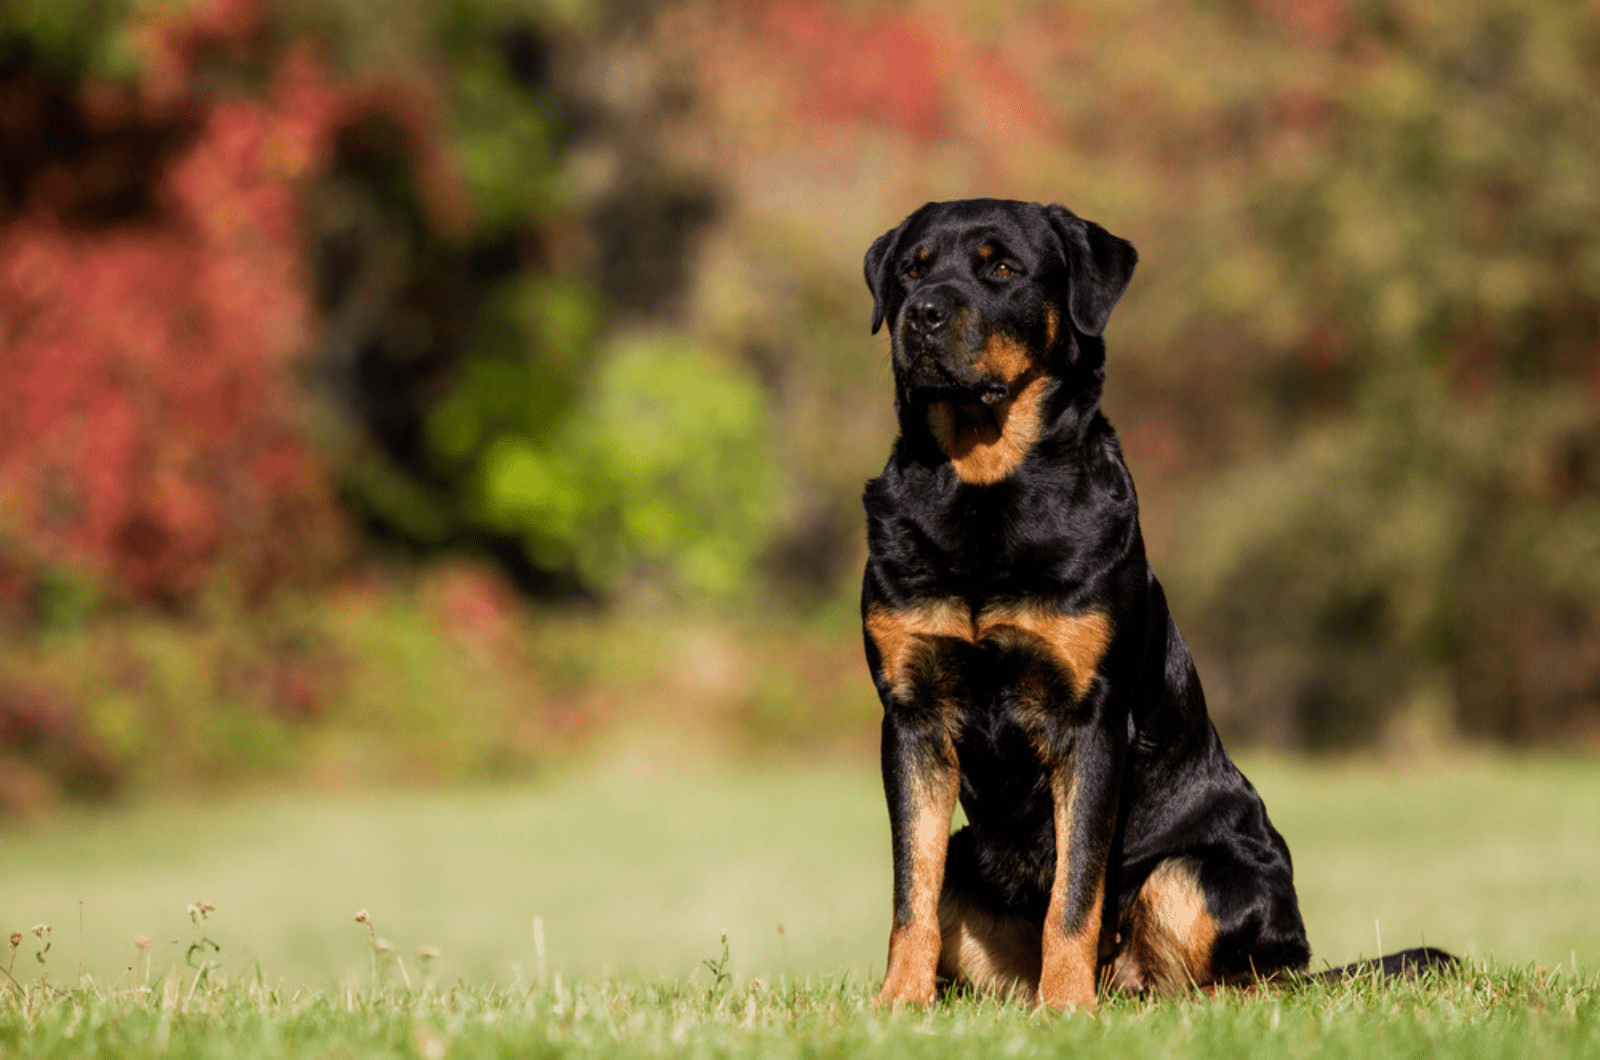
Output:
[
  {"xmin": 906, "ymin": 355, "xmax": 1013, "ymax": 406},
  {"xmin": 914, "ymin": 374, "xmax": 1013, "ymax": 408},
  {"xmin": 898, "ymin": 302, "xmax": 1009, "ymax": 399},
  {"xmin": 900, "ymin": 313, "xmax": 1033, "ymax": 408}
]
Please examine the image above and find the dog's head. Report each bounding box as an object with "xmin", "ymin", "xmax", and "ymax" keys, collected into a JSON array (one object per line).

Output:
[
  {"xmin": 862, "ymin": 200, "xmax": 1137, "ymax": 485},
  {"xmin": 864, "ymin": 199, "xmax": 1137, "ymax": 405}
]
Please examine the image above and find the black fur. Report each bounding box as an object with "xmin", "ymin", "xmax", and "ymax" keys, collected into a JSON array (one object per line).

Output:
[{"xmin": 860, "ymin": 198, "xmax": 1454, "ymax": 1001}]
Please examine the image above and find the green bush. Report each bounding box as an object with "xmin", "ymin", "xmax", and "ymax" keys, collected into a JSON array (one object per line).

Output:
[
  {"xmin": 1179, "ymin": 390, "xmax": 1600, "ymax": 747},
  {"xmin": 480, "ymin": 336, "xmax": 778, "ymax": 598}
]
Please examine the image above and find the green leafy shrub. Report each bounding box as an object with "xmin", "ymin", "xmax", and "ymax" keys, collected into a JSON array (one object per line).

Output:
[{"xmin": 480, "ymin": 336, "xmax": 778, "ymax": 598}]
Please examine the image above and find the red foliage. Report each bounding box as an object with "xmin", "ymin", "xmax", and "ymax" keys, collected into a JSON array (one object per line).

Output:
[
  {"xmin": 710, "ymin": 0, "xmax": 1052, "ymax": 146},
  {"xmin": 0, "ymin": 0, "xmax": 453, "ymax": 607},
  {"xmin": 426, "ymin": 563, "xmax": 522, "ymax": 652},
  {"xmin": 767, "ymin": 1, "xmax": 947, "ymax": 139},
  {"xmin": 1257, "ymin": 0, "xmax": 1348, "ymax": 45}
]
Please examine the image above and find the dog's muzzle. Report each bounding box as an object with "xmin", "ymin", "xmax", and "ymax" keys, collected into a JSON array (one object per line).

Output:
[{"xmin": 897, "ymin": 289, "xmax": 1007, "ymax": 403}]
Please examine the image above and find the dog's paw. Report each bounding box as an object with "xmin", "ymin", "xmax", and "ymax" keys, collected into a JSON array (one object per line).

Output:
[
  {"xmin": 874, "ymin": 974, "xmax": 937, "ymax": 1007},
  {"xmin": 1036, "ymin": 972, "xmax": 1098, "ymax": 1012}
]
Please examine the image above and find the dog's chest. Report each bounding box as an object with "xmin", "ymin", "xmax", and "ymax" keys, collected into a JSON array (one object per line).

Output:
[
  {"xmin": 867, "ymin": 484, "xmax": 1116, "ymax": 603},
  {"xmin": 864, "ymin": 592, "xmax": 1113, "ymax": 745}
]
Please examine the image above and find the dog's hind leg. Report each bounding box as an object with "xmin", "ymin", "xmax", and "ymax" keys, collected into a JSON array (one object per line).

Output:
[
  {"xmin": 937, "ymin": 889, "xmax": 1043, "ymax": 1003},
  {"xmin": 1105, "ymin": 856, "xmax": 1218, "ymax": 995},
  {"xmin": 1107, "ymin": 846, "xmax": 1312, "ymax": 995},
  {"xmin": 935, "ymin": 829, "xmax": 1042, "ymax": 1004}
]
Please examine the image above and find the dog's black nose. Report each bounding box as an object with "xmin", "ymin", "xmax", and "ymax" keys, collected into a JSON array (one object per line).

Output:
[{"xmin": 904, "ymin": 296, "xmax": 950, "ymax": 333}]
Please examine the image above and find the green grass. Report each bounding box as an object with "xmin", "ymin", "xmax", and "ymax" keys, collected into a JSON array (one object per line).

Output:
[
  {"xmin": 1, "ymin": 756, "xmax": 1598, "ymax": 1055},
  {"xmin": 1, "ymin": 963, "xmax": 1598, "ymax": 1058},
  {"xmin": 3, "ymin": 756, "xmax": 1598, "ymax": 985}
]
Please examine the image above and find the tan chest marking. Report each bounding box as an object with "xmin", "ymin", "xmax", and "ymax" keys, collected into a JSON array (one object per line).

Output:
[
  {"xmin": 976, "ymin": 602, "xmax": 1112, "ymax": 699},
  {"xmin": 865, "ymin": 599, "xmax": 972, "ymax": 698},
  {"xmin": 867, "ymin": 599, "xmax": 1112, "ymax": 702}
]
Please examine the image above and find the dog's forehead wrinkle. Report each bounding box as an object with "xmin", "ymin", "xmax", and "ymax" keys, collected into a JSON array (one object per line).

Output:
[{"xmin": 922, "ymin": 220, "xmax": 1016, "ymax": 247}]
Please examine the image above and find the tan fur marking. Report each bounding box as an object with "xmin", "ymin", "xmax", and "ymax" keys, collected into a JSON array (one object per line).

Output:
[
  {"xmin": 937, "ymin": 890, "xmax": 1041, "ymax": 1004},
  {"xmin": 865, "ymin": 598, "xmax": 1115, "ymax": 1008},
  {"xmin": 916, "ymin": 246, "xmax": 931, "ymax": 262},
  {"xmin": 926, "ymin": 369, "xmax": 1048, "ymax": 486},
  {"xmin": 977, "ymin": 243, "xmax": 995, "ymax": 261},
  {"xmin": 865, "ymin": 600, "xmax": 972, "ymax": 696},
  {"xmin": 976, "ymin": 604, "xmax": 1113, "ymax": 699},
  {"xmin": 1107, "ymin": 858, "xmax": 1219, "ymax": 995},
  {"xmin": 1039, "ymin": 769, "xmax": 1101, "ymax": 1010},
  {"xmin": 878, "ymin": 770, "xmax": 960, "ymax": 1006},
  {"xmin": 1045, "ymin": 305, "xmax": 1060, "ymax": 349},
  {"xmin": 973, "ymin": 334, "xmax": 1034, "ymax": 383}
]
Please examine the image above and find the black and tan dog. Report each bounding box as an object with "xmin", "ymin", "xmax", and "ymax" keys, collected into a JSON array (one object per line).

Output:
[{"xmin": 860, "ymin": 198, "xmax": 1450, "ymax": 1010}]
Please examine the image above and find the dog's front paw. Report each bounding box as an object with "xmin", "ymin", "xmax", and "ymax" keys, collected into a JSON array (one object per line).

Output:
[
  {"xmin": 876, "ymin": 921, "xmax": 942, "ymax": 1006},
  {"xmin": 874, "ymin": 974, "xmax": 937, "ymax": 1007},
  {"xmin": 1037, "ymin": 966, "xmax": 1098, "ymax": 1012}
]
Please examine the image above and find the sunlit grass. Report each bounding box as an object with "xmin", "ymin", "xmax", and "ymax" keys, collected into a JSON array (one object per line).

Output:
[
  {"xmin": 2, "ymin": 962, "xmax": 1597, "ymax": 1060},
  {"xmin": 0, "ymin": 756, "xmax": 1596, "ymax": 992}
]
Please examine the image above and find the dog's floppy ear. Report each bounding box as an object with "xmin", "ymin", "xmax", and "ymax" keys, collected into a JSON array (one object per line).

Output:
[
  {"xmin": 864, "ymin": 219, "xmax": 908, "ymax": 335},
  {"xmin": 1045, "ymin": 204, "xmax": 1138, "ymax": 337}
]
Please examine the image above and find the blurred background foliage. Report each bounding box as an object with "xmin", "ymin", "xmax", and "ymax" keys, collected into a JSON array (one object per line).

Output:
[{"xmin": 0, "ymin": 0, "xmax": 1596, "ymax": 813}]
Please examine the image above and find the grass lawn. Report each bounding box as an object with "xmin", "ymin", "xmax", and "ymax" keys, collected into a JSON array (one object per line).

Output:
[
  {"xmin": 1, "ymin": 755, "xmax": 1597, "ymax": 987},
  {"xmin": 1, "ymin": 755, "xmax": 1598, "ymax": 1057},
  {"xmin": 2, "ymin": 964, "xmax": 1598, "ymax": 1060}
]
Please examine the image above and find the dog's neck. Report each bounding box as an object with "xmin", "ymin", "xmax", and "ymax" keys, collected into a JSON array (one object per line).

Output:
[{"xmin": 897, "ymin": 356, "xmax": 1106, "ymax": 487}]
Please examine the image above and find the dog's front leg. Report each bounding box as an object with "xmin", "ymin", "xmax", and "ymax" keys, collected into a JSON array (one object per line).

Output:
[
  {"xmin": 1038, "ymin": 728, "xmax": 1120, "ymax": 1011},
  {"xmin": 876, "ymin": 710, "xmax": 960, "ymax": 1006}
]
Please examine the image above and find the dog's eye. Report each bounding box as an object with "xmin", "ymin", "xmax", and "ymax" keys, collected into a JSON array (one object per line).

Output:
[
  {"xmin": 906, "ymin": 265, "xmax": 921, "ymax": 279},
  {"xmin": 993, "ymin": 264, "xmax": 1013, "ymax": 278}
]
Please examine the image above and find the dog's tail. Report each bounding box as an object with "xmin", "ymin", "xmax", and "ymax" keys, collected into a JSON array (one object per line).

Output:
[{"xmin": 1309, "ymin": 946, "xmax": 1459, "ymax": 982}]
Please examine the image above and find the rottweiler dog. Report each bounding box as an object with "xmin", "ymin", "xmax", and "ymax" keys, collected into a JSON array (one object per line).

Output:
[{"xmin": 859, "ymin": 198, "xmax": 1450, "ymax": 1010}]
